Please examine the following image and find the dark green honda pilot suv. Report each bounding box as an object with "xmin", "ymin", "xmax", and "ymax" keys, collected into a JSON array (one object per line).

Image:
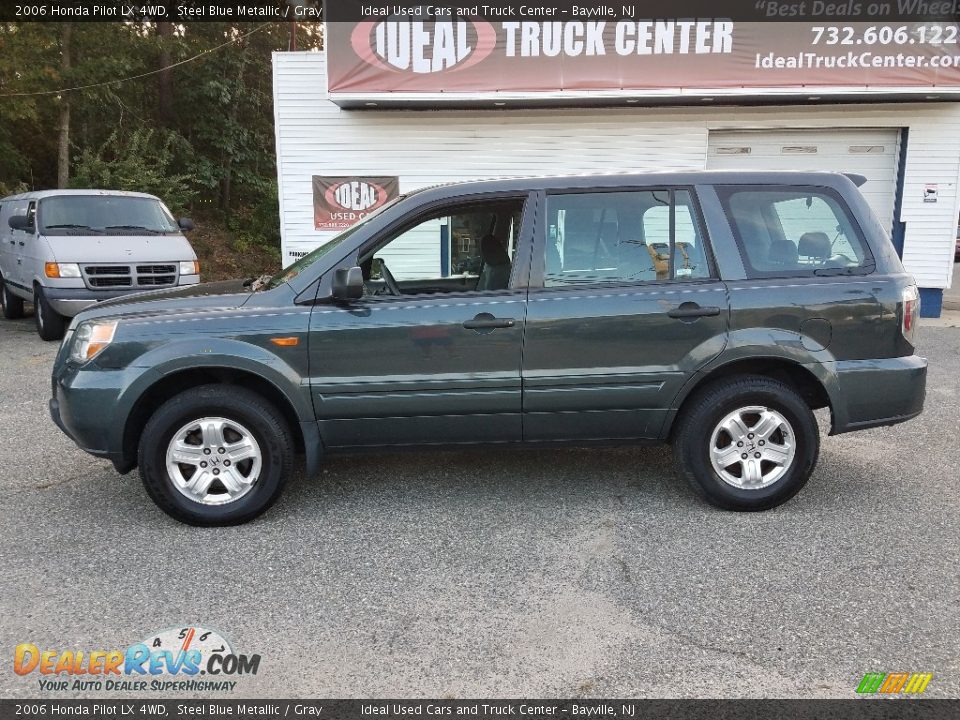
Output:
[{"xmin": 49, "ymin": 172, "xmax": 926, "ymax": 525}]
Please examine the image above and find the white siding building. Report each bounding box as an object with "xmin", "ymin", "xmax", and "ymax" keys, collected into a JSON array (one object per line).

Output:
[{"xmin": 273, "ymin": 51, "xmax": 960, "ymax": 316}]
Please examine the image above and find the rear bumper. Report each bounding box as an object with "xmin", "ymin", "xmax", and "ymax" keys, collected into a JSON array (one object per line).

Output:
[{"xmin": 827, "ymin": 355, "xmax": 927, "ymax": 435}]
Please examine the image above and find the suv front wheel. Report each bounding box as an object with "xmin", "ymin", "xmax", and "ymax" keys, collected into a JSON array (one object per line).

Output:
[
  {"xmin": 138, "ymin": 385, "xmax": 294, "ymax": 525},
  {"xmin": 673, "ymin": 375, "xmax": 819, "ymax": 511}
]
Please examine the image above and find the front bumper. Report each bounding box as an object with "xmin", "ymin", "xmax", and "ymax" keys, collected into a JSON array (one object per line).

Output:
[
  {"xmin": 44, "ymin": 277, "xmax": 200, "ymax": 317},
  {"xmin": 827, "ymin": 354, "xmax": 927, "ymax": 434},
  {"xmin": 49, "ymin": 353, "xmax": 160, "ymax": 471}
]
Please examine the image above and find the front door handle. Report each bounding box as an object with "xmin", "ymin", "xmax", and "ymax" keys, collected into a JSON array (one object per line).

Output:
[
  {"xmin": 463, "ymin": 312, "xmax": 516, "ymax": 332},
  {"xmin": 667, "ymin": 303, "xmax": 721, "ymax": 319}
]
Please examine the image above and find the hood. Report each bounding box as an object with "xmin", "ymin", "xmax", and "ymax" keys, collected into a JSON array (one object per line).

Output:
[
  {"xmin": 75, "ymin": 279, "xmax": 254, "ymax": 323},
  {"xmin": 42, "ymin": 233, "xmax": 196, "ymax": 263}
]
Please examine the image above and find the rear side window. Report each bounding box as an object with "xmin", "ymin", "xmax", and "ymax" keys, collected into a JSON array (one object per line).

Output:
[
  {"xmin": 717, "ymin": 186, "xmax": 873, "ymax": 277},
  {"xmin": 544, "ymin": 189, "xmax": 712, "ymax": 286}
]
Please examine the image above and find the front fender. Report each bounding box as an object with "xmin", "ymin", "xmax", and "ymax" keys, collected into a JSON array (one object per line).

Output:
[
  {"xmin": 107, "ymin": 337, "xmax": 313, "ymax": 454},
  {"xmin": 135, "ymin": 337, "xmax": 311, "ymax": 413}
]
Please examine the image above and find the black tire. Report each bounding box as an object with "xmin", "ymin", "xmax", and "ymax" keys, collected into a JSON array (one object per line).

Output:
[
  {"xmin": 138, "ymin": 384, "xmax": 294, "ymax": 526},
  {"xmin": 1, "ymin": 276, "xmax": 25, "ymax": 319},
  {"xmin": 34, "ymin": 286, "xmax": 66, "ymax": 341},
  {"xmin": 672, "ymin": 375, "xmax": 819, "ymax": 511}
]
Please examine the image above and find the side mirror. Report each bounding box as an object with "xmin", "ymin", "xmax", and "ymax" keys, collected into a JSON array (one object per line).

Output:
[
  {"xmin": 8, "ymin": 214, "xmax": 32, "ymax": 231},
  {"xmin": 332, "ymin": 266, "xmax": 364, "ymax": 300},
  {"xmin": 178, "ymin": 217, "xmax": 195, "ymax": 231}
]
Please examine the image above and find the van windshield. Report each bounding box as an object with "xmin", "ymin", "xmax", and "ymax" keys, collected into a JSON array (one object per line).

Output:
[{"xmin": 39, "ymin": 196, "xmax": 179, "ymax": 235}]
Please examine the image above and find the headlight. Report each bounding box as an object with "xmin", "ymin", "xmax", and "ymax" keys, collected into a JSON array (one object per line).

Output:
[
  {"xmin": 44, "ymin": 262, "xmax": 82, "ymax": 278},
  {"xmin": 70, "ymin": 320, "xmax": 118, "ymax": 364},
  {"xmin": 179, "ymin": 260, "xmax": 200, "ymax": 276}
]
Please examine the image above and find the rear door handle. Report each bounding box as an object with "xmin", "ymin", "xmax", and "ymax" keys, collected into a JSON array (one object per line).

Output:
[
  {"xmin": 667, "ymin": 303, "xmax": 721, "ymax": 319},
  {"xmin": 463, "ymin": 312, "xmax": 516, "ymax": 331}
]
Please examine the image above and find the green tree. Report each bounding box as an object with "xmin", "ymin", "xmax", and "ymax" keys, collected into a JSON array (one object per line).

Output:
[
  {"xmin": 70, "ymin": 128, "xmax": 197, "ymax": 212},
  {"xmin": 0, "ymin": 21, "xmax": 323, "ymax": 248}
]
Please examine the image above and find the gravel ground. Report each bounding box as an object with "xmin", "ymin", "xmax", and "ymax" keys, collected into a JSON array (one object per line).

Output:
[{"xmin": 1, "ymin": 313, "xmax": 957, "ymax": 699}]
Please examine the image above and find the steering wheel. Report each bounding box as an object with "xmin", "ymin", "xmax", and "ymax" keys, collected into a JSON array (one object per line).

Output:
[{"xmin": 380, "ymin": 260, "xmax": 401, "ymax": 296}]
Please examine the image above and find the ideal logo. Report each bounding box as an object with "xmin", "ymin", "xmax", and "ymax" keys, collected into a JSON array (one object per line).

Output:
[
  {"xmin": 326, "ymin": 180, "xmax": 388, "ymax": 213},
  {"xmin": 351, "ymin": 20, "xmax": 497, "ymax": 74}
]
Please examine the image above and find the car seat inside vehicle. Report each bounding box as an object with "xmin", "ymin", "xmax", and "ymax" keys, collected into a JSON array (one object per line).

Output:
[
  {"xmin": 476, "ymin": 233, "xmax": 511, "ymax": 291},
  {"xmin": 798, "ymin": 231, "xmax": 832, "ymax": 263}
]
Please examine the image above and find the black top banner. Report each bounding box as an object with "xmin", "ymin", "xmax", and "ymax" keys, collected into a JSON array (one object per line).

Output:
[{"xmin": 2, "ymin": 0, "xmax": 959, "ymax": 23}]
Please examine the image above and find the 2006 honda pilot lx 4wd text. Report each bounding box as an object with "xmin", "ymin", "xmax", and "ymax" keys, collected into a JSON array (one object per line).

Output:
[{"xmin": 49, "ymin": 172, "xmax": 926, "ymax": 525}]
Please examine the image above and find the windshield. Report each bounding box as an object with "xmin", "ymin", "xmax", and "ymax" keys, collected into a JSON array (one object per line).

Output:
[
  {"xmin": 266, "ymin": 195, "xmax": 406, "ymax": 289},
  {"xmin": 39, "ymin": 195, "xmax": 179, "ymax": 235}
]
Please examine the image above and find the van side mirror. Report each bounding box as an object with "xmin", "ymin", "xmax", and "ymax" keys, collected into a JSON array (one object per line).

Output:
[
  {"xmin": 332, "ymin": 266, "xmax": 364, "ymax": 300},
  {"xmin": 178, "ymin": 217, "xmax": 195, "ymax": 231},
  {"xmin": 8, "ymin": 214, "xmax": 32, "ymax": 231}
]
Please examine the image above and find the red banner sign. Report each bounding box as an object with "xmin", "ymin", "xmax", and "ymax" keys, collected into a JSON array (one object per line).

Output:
[
  {"xmin": 327, "ymin": 20, "xmax": 960, "ymax": 96},
  {"xmin": 312, "ymin": 176, "xmax": 399, "ymax": 230}
]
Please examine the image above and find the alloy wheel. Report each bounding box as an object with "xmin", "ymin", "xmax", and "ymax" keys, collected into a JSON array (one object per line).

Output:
[
  {"xmin": 709, "ymin": 405, "xmax": 796, "ymax": 489},
  {"xmin": 165, "ymin": 417, "xmax": 262, "ymax": 505}
]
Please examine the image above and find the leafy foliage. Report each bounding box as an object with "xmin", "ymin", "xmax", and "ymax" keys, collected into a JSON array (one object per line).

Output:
[
  {"xmin": 0, "ymin": 21, "xmax": 323, "ymax": 248},
  {"xmin": 70, "ymin": 129, "xmax": 197, "ymax": 212}
]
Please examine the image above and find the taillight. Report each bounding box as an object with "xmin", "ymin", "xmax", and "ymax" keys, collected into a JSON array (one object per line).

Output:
[{"xmin": 901, "ymin": 284, "xmax": 920, "ymax": 345}]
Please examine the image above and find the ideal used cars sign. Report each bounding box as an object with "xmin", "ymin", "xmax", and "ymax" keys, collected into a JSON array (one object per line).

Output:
[{"xmin": 312, "ymin": 176, "xmax": 400, "ymax": 230}]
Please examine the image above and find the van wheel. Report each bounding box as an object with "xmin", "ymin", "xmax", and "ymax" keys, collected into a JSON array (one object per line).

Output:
[
  {"xmin": 1, "ymin": 276, "xmax": 25, "ymax": 319},
  {"xmin": 138, "ymin": 385, "xmax": 294, "ymax": 526},
  {"xmin": 34, "ymin": 286, "xmax": 66, "ymax": 340},
  {"xmin": 673, "ymin": 375, "xmax": 819, "ymax": 511}
]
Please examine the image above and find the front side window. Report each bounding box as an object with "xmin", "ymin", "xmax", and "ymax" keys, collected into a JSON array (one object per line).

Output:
[
  {"xmin": 359, "ymin": 198, "xmax": 525, "ymax": 297},
  {"xmin": 39, "ymin": 195, "xmax": 179, "ymax": 235},
  {"xmin": 543, "ymin": 189, "xmax": 711, "ymax": 286},
  {"xmin": 268, "ymin": 195, "xmax": 406, "ymax": 289},
  {"xmin": 717, "ymin": 186, "xmax": 873, "ymax": 277}
]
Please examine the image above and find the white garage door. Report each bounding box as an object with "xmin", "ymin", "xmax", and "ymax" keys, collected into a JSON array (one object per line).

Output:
[{"xmin": 707, "ymin": 128, "xmax": 901, "ymax": 232}]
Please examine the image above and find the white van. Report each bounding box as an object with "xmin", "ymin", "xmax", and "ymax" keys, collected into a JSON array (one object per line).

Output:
[{"xmin": 0, "ymin": 190, "xmax": 200, "ymax": 340}]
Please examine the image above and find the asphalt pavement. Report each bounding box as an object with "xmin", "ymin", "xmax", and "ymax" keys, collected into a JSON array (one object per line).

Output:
[{"xmin": 1, "ymin": 312, "xmax": 958, "ymax": 699}]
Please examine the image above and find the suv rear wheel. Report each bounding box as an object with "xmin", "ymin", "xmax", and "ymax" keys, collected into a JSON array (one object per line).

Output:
[
  {"xmin": 138, "ymin": 385, "xmax": 294, "ymax": 525},
  {"xmin": 673, "ymin": 375, "xmax": 819, "ymax": 511},
  {"xmin": 1, "ymin": 276, "xmax": 25, "ymax": 319},
  {"xmin": 34, "ymin": 286, "xmax": 66, "ymax": 340}
]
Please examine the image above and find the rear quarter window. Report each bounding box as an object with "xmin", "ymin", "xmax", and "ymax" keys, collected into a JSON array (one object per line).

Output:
[{"xmin": 716, "ymin": 186, "xmax": 874, "ymax": 278}]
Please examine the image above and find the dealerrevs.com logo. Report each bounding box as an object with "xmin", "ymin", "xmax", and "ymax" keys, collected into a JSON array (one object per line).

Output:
[
  {"xmin": 351, "ymin": 20, "xmax": 497, "ymax": 74},
  {"xmin": 14, "ymin": 626, "xmax": 261, "ymax": 693}
]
